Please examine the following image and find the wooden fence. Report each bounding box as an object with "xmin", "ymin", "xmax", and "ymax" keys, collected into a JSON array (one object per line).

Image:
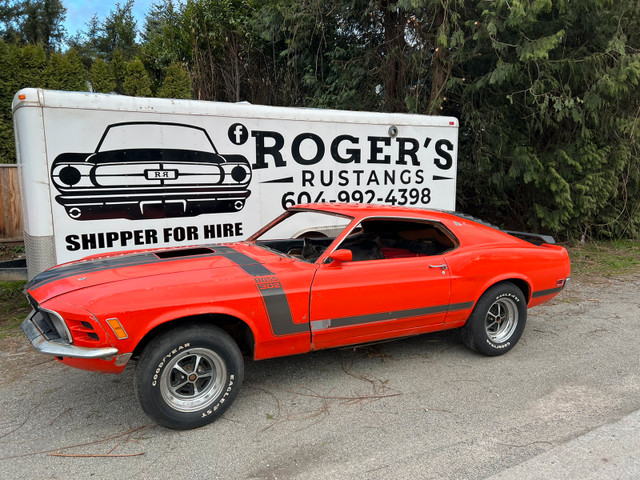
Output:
[{"xmin": 0, "ymin": 165, "xmax": 23, "ymax": 242}]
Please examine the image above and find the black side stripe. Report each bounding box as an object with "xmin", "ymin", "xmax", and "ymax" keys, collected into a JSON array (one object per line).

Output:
[
  {"xmin": 188, "ymin": 246, "xmax": 307, "ymax": 336},
  {"xmin": 311, "ymin": 301, "xmax": 475, "ymax": 330},
  {"xmin": 532, "ymin": 286, "xmax": 564, "ymax": 298}
]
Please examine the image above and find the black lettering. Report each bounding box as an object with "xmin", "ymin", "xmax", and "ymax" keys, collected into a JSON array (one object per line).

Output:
[
  {"xmin": 223, "ymin": 224, "xmax": 234, "ymax": 237},
  {"xmin": 174, "ymin": 227, "xmax": 186, "ymax": 242},
  {"xmin": 397, "ymin": 138, "xmax": 420, "ymax": 166},
  {"xmin": 106, "ymin": 231, "xmax": 118, "ymax": 248},
  {"xmin": 434, "ymin": 139, "xmax": 454, "ymax": 170},
  {"xmin": 368, "ymin": 136, "xmax": 391, "ymax": 164},
  {"xmin": 338, "ymin": 170, "xmax": 349, "ymax": 186},
  {"xmin": 302, "ymin": 170, "xmax": 315, "ymax": 187},
  {"xmin": 320, "ymin": 170, "xmax": 333, "ymax": 187},
  {"xmin": 354, "ymin": 170, "xmax": 364, "ymax": 186},
  {"xmin": 66, "ymin": 235, "xmax": 80, "ymax": 251},
  {"xmin": 251, "ymin": 131, "xmax": 285, "ymax": 169},
  {"xmin": 120, "ymin": 231, "xmax": 133, "ymax": 246},
  {"xmin": 163, "ymin": 227, "xmax": 173, "ymax": 242},
  {"xmin": 291, "ymin": 133, "xmax": 325, "ymax": 165},
  {"xmin": 400, "ymin": 170, "xmax": 412, "ymax": 185},
  {"xmin": 415, "ymin": 169, "xmax": 425, "ymax": 184},
  {"xmin": 367, "ymin": 170, "xmax": 380, "ymax": 185},
  {"xmin": 145, "ymin": 229, "xmax": 158, "ymax": 244},
  {"xmin": 331, "ymin": 135, "xmax": 361, "ymax": 164},
  {"xmin": 82, "ymin": 233, "xmax": 96, "ymax": 250},
  {"xmin": 187, "ymin": 226, "xmax": 198, "ymax": 241},
  {"xmin": 234, "ymin": 223, "xmax": 243, "ymax": 236},
  {"xmin": 384, "ymin": 170, "xmax": 396, "ymax": 185}
]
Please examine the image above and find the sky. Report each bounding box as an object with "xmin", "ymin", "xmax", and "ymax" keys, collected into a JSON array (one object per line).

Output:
[{"xmin": 63, "ymin": 0, "xmax": 158, "ymax": 38}]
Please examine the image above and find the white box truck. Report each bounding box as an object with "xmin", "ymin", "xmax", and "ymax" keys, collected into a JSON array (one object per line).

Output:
[{"xmin": 12, "ymin": 89, "xmax": 459, "ymax": 278}]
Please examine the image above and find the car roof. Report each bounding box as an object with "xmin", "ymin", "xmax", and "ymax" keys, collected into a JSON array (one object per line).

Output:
[{"xmin": 292, "ymin": 203, "xmax": 459, "ymax": 223}]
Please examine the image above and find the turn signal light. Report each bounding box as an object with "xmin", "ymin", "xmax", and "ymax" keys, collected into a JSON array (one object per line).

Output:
[{"xmin": 106, "ymin": 318, "xmax": 128, "ymax": 339}]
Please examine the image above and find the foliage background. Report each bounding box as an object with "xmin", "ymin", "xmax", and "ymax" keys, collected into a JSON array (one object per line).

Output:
[{"xmin": 1, "ymin": 0, "xmax": 639, "ymax": 240}]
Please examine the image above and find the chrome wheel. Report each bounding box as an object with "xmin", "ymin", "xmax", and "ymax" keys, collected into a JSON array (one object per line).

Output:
[
  {"xmin": 485, "ymin": 297, "xmax": 519, "ymax": 343},
  {"xmin": 159, "ymin": 348, "xmax": 227, "ymax": 413}
]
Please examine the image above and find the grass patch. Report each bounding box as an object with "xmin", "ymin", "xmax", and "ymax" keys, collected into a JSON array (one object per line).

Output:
[
  {"xmin": 0, "ymin": 281, "xmax": 30, "ymax": 339},
  {"xmin": 568, "ymin": 240, "xmax": 640, "ymax": 277}
]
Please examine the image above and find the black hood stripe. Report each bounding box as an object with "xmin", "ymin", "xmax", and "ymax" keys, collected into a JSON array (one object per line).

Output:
[
  {"xmin": 26, "ymin": 252, "xmax": 163, "ymax": 290},
  {"xmin": 28, "ymin": 244, "xmax": 307, "ymax": 338}
]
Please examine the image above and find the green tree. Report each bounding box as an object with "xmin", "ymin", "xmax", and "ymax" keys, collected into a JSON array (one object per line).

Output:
[
  {"xmin": 123, "ymin": 57, "xmax": 152, "ymax": 96},
  {"xmin": 452, "ymin": 0, "xmax": 640, "ymax": 239},
  {"xmin": 90, "ymin": 57, "xmax": 115, "ymax": 93},
  {"xmin": 44, "ymin": 47, "xmax": 87, "ymax": 90},
  {"xmin": 158, "ymin": 62, "xmax": 191, "ymax": 98},
  {"xmin": 0, "ymin": 41, "xmax": 46, "ymax": 162},
  {"xmin": 101, "ymin": 0, "xmax": 138, "ymax": 60},
  {"xmin": 21, "ymin": 0, "xmax": 66, "ymax": 53},
  {"xmin": 140, "ymin": 0, "xmax": 187, "ymax": 92},
  {"xmin": 111, "ymin": 47, "xmax": 126, "ymax": 93}
]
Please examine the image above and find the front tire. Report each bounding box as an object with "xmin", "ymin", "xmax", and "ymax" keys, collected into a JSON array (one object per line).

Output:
[
  {"xmin": 134, "ymin": 324, "xmax": 244, "ymax": 430},
  {"xmin": 461, "ymin": 282, "xmax": 527, "ymax": 356}
]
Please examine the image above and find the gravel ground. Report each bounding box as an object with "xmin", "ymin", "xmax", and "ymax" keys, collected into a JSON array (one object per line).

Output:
[{"xmin": 0, "ymin": 274, "xmax": 638, "ymax": 479}]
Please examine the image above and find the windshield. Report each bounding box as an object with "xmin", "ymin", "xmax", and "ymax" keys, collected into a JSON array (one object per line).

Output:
[
  {"xmin": 96, "ymin": 123, "xmax": 217, "ymax": 153},
  {"xmin": 251, "ymin": 210, "xmax": 353, "ymax": 262}
]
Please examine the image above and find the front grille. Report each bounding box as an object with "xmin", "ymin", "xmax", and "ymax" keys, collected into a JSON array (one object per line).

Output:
[
  {"xmin": 27, "ymin": 294, "xmax": 70, "ymax": 343},
  {"xmin": 31, "ymin": 309, "xmax": 63, "ymax": 341}
]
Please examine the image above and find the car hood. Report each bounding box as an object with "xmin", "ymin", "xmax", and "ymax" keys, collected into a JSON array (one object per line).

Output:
[{"xmin": 26, "ymin": 243, "xmax": 273, "ymax": 304}]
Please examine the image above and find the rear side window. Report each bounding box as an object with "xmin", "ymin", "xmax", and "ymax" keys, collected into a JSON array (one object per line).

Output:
[{"xmin": 337, "ymin": 218, "xmax": 456, "ymax": 262}]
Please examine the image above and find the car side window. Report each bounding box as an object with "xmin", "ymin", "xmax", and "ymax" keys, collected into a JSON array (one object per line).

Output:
[{"xmin": 337, "ymin": 219, "xmax": 456, "ymax": 261}]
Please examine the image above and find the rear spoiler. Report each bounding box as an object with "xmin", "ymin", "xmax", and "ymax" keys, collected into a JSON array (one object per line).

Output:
[{"xmin": 504, "ymin": 230, "xmax": 555, "ymax": 245}]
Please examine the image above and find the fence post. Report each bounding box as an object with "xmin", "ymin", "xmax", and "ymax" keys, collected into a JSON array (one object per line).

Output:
[{"xmin": 0, "ymin": 165, "xmax": 23, "ymax": 242}]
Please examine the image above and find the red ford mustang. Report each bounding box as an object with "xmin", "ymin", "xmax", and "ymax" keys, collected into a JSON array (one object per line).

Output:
[{"xmin": 22, "ymin": 203, "xmax": 570, "ymax": 429}]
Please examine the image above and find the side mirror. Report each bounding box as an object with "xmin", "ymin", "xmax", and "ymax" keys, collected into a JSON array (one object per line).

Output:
[{"xmin": 327, "ymin": 249, "xmax": 352, "ymax": 265}]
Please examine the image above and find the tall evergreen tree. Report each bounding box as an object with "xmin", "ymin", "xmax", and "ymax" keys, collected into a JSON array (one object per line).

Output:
[
  {"xmin": 158, "ymin": 61, "xmax": 191, "ymax": 98},
  {"xmin": 123, "ymin": 57, "xmax": 152, "ymax": 96},
  {"xmin": 21, "ymin": 0, "xmax": 66, "ymax": 53},
  {"xmin": 0, "ymin": 41, "xmax": 46, "ymax": 162},
  {"xmin": 90, "ymin": 57, "xmax": 115, "ymax": 93},
  {"xmin": 44, "ymin": 47, "xmax": 87, "ymax": 90}
]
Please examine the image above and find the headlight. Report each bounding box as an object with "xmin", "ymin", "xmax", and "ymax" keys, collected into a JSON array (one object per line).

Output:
[
  {"xmin": 231, "ymin": 165, "xmax": 247, "ymax": 182},
  {"xmin": 51, "ymin": 163, "xmax": 94, "ymax": 188},
  {"xmin": 59, "ymin": 166, "xmax": 81, "ymax": 185}
]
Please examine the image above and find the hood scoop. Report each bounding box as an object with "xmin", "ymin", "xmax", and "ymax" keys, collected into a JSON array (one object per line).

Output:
[{"xmin": 154, "ymin": 247, "xmax": 215, "ymax": 259}]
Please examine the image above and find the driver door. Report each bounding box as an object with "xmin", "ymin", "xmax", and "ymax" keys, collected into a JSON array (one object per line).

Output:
[{"xmin": 309, "ymin": 219, "xmax": 454, "ymax": 350}]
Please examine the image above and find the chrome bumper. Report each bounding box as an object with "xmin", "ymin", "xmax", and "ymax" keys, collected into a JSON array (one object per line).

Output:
[{"xmin": 21, "ymin": 313, "xmax": 119, "ymax": 359}]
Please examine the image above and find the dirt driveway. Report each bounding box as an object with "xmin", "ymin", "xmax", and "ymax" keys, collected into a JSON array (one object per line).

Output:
[{"xmin": 1, "ymin": 274, "xmax": 639, "ymax": 479}]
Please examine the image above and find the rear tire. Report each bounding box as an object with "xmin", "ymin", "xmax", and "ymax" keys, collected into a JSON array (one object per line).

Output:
[
  {"xmin": 461, "ymin": 282, "xmax": 527, "ymax": 356},
  {"xmin": 134, "ymin": 324, "xmax": 244, "ymax": 430}
]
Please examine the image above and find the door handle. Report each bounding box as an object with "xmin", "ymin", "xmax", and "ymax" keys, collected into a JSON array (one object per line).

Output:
[{"xmin": 429, "ymin": 264, "xmax": 448, "ymax": 275}]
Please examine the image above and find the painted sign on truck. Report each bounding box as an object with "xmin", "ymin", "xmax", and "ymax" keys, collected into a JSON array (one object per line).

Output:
[{"xmin": 13, "ymin": 89, "xmax": 459, "ymax": 278}]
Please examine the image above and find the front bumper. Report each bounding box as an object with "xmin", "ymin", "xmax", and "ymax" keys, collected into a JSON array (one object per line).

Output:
[{"xmin": 21, "ymin": 311, "xmax": 119, "ymax": 359}]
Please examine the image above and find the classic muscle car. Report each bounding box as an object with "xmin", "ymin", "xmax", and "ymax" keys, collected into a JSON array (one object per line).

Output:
[
  {"xmin": 50, "ymin": 122, "xmax": 252, "ymax": 220},
  {"xmin": 22, "ymin": 203, "xmax": 570, "ymax": 429}
]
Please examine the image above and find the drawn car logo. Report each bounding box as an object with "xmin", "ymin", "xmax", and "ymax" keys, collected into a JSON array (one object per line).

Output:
[{"xmin": 50, "ymin": 122, "xmax": 252, "ymax": 220}]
